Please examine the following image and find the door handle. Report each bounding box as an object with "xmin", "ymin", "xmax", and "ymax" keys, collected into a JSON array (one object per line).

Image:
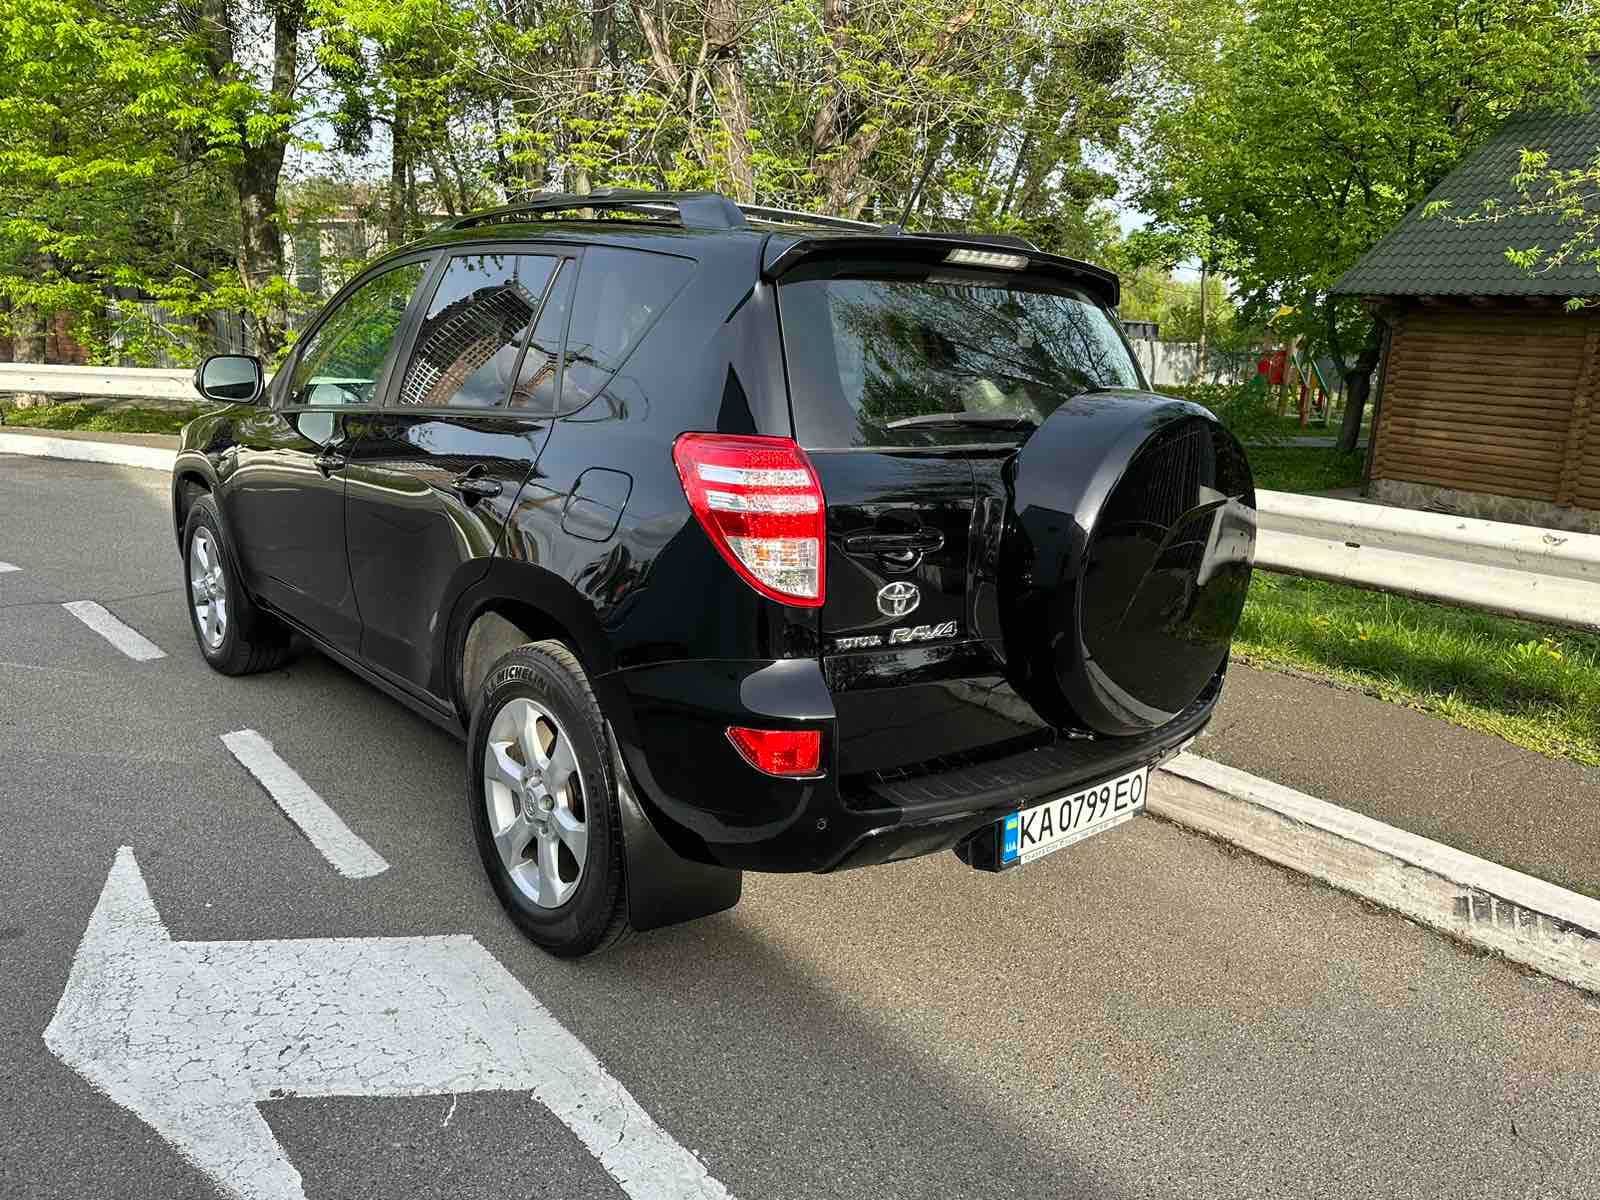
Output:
[
  {"xmin": 450, "ymin": 472, "xmax": 504, "ymax": 501},
  {"xmin": 844, "ymin": 529, "xmax": 945, "ymax": 563},
  {"xmin": 313, "ymin": 449, "xmax": 346, "ymax": 476}
]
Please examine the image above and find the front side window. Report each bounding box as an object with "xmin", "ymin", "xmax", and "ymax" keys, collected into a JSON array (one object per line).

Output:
[
  {"xmin": 286, "ymin": 260, "xmax": 429, "ymax": 407},
  {"xmin": 397, "ymin": 253, "xmax": 559, "ymax": 409},
  {"xmin": 780, "ymin": 268, "xmax": 1142, "ymax": 446}
]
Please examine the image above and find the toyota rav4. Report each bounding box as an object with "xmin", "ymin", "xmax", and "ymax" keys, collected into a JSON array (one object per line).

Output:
[{"xmin": 173, "ymin": 190, "xmax": 1257, "ymax": 956}]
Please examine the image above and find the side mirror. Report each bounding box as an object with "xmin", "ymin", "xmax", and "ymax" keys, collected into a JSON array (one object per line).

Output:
[{"xmin": 194, "ymin": 354, "xmax": 265, "ymax": 404}]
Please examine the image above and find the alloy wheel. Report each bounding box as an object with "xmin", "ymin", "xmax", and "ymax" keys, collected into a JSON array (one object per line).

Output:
[
  {"xmin": 482, "ymin": 697, "xmax": 589, "ymax": 908},
  {"xmin": 189, "ymin": 528, "xmax": 228, "ymax": 650}
]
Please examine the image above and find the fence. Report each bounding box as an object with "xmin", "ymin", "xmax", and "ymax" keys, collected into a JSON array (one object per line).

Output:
[
  {"xmin": 1123, "ymin": 338, "xmax": 1254, "ymax": 387},
  {"xmin": 1255, "ymin": 490, "xmax": 1600, "ymax": 632},
  {"xmin": 6, "ymin": 364, "xmax": 1599, "ymax": 632},
  {"xmin": 0, "ymin": 362, "xmax": 194, "ymax": 402}
]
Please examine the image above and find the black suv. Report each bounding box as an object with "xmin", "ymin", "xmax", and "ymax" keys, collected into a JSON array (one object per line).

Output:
[{"xmin": 174, "ymin": 190, "xmax": 1256, "ymax": 956}]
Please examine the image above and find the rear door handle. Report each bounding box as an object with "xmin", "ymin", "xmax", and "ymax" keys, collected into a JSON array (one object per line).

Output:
[
  {"xmin": 313, "ymin": 450, "xmax": 346, "ymax": 476},
  {"xmin": 450, "ymin": 473, "xmax": 504, "ymax": 500},
  {"xmin": 844, "ymin": 529, "xmax": 945, "ymax": 561}
]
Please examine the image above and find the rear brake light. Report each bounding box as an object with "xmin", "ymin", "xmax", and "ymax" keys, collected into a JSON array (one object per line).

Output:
[
  {"xmin": 673, "ymin": 433, "xmax": 825, "ymax": 606},
  {"xmin": 944, "ymin": 247, "xmax": 1028, "ymax": 271},
  {"xmin": 726, "ymin": 726, "xmax": 822, "ymax": 777}
]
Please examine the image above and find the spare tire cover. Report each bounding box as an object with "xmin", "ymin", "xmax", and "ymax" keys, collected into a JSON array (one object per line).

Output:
[{"xmin": 999, "ymin": 392, "xmax": 1256, "ymax": 736}]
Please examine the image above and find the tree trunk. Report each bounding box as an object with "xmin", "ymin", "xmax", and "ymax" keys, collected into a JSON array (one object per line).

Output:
[
  {"xmin": 1337, "ymin": 318, "xmax": 1382, "ymax": 454},
  {"xmin": 8, "ymin": 302, "xmax": 50, "ymax": 407},
  {"xmin": 816, "ymin": 0, "xmax": 976, "ymax": 213},
  {"xmin": 1196, "ymin": 260, "xmax": 1209, "ymax": 380},
  {"xmin": 197, "ymin": 0, "xmax": 303, "ymax": 358},
  {"xmin": 706, "ymin": 0, "xmax": 755, "ymax": 202},
  {"xmin": 571, "ymin": 0, "xmax": 615, "ymax": 194},
  {"xmin": 387, "ymin": 93, "xmax": 410, "ymax": 247}
]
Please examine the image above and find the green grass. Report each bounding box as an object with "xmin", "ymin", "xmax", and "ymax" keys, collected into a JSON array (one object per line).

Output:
[
  {"xmin": 1245, "ymin": 446, "xmax": 1365, "ymax": 494},
  {"xmin": 1238, "ymin": 574, "xmax": 1600, "ymax": 765},
  {"xmin": 0, "ymin": 400, "xmax": 202, "ymax": 435}
]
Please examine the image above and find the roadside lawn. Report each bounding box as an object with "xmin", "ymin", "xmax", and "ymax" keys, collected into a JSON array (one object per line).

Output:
[
  {"xmin": 1246, "ymin": 446, "xmax": 1364, "ymax": 494},
  {"xmin": 0, "ymin": 400, "xmax": 202, "ymax": 435},
  {"xmin": 1238, "ymin": 573, "xmax": 1600, "ymax": 766}
]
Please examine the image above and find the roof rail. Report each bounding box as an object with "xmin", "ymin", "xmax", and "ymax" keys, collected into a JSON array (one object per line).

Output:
[
  {"xmin": 736, "ymin": 204, "xmax": 883, "ymax": 232},
  {"xmin": 443, "ymin": 190, "xmax": 747, "ymax": 231}
]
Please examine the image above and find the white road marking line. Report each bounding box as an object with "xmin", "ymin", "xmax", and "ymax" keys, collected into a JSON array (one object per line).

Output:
[
  {"xmin": 46, "ymin": 848, "xmax": 737, "ymax": 1200},
  {"xmin": 0, "ymin": 561, "xmax": 19, "ymax": 572},
  {"xmin": 221, "ymin": 729, "xmax": 389, "ymax": 879},
  {"xmin": 61, "ymin": 599, "xmax": 166, "ymax": 661}
]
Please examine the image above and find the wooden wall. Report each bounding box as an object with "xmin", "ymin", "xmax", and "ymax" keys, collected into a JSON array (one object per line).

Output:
[{"xmin": 1371, "ymin": 305, "xmax": 1600, "ymax": 512}]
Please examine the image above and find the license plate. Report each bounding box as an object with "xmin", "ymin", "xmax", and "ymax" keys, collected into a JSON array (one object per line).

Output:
[{"xmin": 999, "ymin": 767, "xmax": 1148, "ymax": 866}]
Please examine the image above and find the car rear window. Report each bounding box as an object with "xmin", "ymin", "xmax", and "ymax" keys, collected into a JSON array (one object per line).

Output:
[{"xmin": 779, "ymin": 267, "xmax": 1142, "ymax": 447}]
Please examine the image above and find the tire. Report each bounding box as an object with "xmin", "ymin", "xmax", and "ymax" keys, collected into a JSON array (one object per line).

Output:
[
  {"xmin": 466, "ymin": 640, "xmax": 631, "ymax": 957},
  {"xmin": 181, "ymin": 493, "xmax": 291, "ymax": 676}
]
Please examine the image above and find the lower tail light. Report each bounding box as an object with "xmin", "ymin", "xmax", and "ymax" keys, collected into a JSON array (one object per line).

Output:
[
  {"xmin": 672, "ymin": 433, "xmax": 825, "ymax": 606},
  {"xmin": 726, "ymin": 726, "xmax": 823, "ymax": 777}
]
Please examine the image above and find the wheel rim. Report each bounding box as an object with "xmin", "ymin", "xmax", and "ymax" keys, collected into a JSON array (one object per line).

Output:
[
  {"xmin": 483, "ymin": 697, "xmax": 589, "ymax": 909},
  {"xmin": 189, "ymin": 528, "xmax": 227, "ymax": 650}
]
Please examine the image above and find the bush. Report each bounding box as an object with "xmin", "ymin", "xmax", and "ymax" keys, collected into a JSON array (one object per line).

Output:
[{"xmin": 1158, "ymin": 380, "xmax": 1287, "ymax": 445}]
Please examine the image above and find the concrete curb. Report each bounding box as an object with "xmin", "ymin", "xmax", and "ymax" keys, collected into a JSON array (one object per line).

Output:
[
  {"xmin": 1153, "ymin": 753, "xmax": 1600, "ymax": 993},
  {"xmin": 0, "ymin": 431, "xmax": 175, "ymax": 472}
]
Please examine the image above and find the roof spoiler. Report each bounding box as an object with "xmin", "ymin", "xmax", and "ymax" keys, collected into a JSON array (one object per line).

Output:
[{"xmin": 761, "ymin": 234, "xmax": 1121, "ymax": 309}]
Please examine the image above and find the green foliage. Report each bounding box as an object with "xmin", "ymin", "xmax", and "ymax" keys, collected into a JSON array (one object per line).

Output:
[
  {"xmin": 1438, "ymin": 145, "xmax": 1600, "ymax": 301},
  {"xmin": 0, "ymin": 400, "xmax": 205, "ymax": 434},
  {"xmin": 1239, "ymin": 574, "xmax": 1600, "ymax": 766},
  {"xmin": 1133, "ymin": 0, "xmax": 1594, "ymax": 362},
  {"xmin": 1159, "ymin": 380, "xmax": 1294, "ymax": 447},
  {"xmin": 0, "ymin": 0, "xmax": 318, "ymax": 363}
]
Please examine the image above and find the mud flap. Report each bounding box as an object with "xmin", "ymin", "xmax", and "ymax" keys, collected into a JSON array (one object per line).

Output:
[{"xmin": 607, "ymin": 726, "xmax": 742, "ymax": 932}]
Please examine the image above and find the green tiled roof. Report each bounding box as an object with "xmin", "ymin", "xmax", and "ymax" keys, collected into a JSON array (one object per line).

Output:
[{"xmin": 1334, "ymin": 100, "xmax": 1600, "ymax": 298}]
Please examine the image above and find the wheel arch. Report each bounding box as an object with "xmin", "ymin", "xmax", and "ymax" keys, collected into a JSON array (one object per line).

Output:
[
  {"xmin": 170, "ymin": 453, "xmax": 218, "ymax": 546},
  {"xmin": 442, "ymin": 559, "xmax": 620, "ymax": 725}
]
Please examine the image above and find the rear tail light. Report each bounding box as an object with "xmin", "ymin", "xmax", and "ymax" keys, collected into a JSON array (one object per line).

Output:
[
  {"xmin": 726, "ymin": 726, "xmax": 823, "ymax": 777},
  {"xmin": 672, "ymin": 433, "xmax": 826, "ymax": 607}
]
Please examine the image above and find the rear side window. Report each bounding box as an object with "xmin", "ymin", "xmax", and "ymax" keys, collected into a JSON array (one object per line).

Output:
[
  {"xmin": 780, "ymin": 268, "xmax": 1141, "ymax": 446},
  {"xmin": 397, "ymin": 253, "xmax": 559, "ymax": 409},
  {"xmin": 559, "ymin": 246, "xmax": 693, "ymax": 413}
]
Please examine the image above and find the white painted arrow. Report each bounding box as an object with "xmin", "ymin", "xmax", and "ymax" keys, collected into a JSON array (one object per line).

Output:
[{"xmin": 45, "ymin": 848, "xmax": 736, "ymax": 1200}]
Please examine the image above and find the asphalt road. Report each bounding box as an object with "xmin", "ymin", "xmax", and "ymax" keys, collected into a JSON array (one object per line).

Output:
[{"xmin": 4, "ymin": 452, "xmax": 1600, "ymax": 1199}]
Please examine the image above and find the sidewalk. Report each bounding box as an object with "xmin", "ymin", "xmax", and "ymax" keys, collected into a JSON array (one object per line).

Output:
[
  {"xmin": 0, "ymin": 424, "xmax": 179, "ymax": 450},
  {"xmin": 0, "ymin": 424, "xmax": 178, "ymax": 471},
  {"xmin": 1201, "ymin": 663, "xmax": 1600, "ymax": 899}
]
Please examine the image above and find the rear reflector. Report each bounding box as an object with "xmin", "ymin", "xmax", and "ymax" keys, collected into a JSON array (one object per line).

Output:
[
  {"xmin": 726, "ymin": 726, "xmax": 823, "ymax": 777},
  {"xmin": 673, "ymin": 433, "xmax": 826, "ymax": 606}
]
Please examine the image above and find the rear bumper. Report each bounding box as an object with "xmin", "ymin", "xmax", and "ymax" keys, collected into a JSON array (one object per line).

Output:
[{"xmin": 600, "ymin": 655, "xmax": 1221, "ymax": 874}]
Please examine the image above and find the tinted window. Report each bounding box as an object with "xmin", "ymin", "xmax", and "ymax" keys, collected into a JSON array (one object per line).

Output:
[
  {"xmin": 780, "ymin": 270, "xmax": 1142, "ymax": 446},
  {"xmin": 287, "ymin": 261, "xmax": 428, "ymax": 407},
  {"xmin": 560, "ymin": 247, "xmax": 693, "ymax": 411},
  {"xmin": 509, "ymin": 262, "xmax": 575, "ymax": 414},
  {"xmin": 397, "ymin": 254, "xmax": 558, "ymax": 409}
]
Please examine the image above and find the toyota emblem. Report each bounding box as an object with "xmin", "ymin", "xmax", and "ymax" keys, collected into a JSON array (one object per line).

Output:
[{"xmin": 876, "ymin": 581, "xmax": 921, "ymax": 618}]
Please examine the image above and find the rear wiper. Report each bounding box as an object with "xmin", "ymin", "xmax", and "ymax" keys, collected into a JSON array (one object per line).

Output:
[{"xmin": 885, "ymin": 413, "xmax": 1038, "ymax": 432}]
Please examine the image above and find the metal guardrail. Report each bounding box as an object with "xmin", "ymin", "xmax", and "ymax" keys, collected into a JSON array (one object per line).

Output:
[
  {"xmin": 6, "ymin": 364, "xmax": 1599, "ymax": 630},
  {"xmin": 0, "ymin": 362, "xmax": 193, "ymax": 402},
  {"xmin": 1256, "ymin": 490, "xmax": 1600, "ymax": 632}
]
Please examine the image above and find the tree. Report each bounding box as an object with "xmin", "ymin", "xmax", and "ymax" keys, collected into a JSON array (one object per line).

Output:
[{"xmin": 1134, "ymin": 0, "xmax": 1593, "ymax": 451}]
